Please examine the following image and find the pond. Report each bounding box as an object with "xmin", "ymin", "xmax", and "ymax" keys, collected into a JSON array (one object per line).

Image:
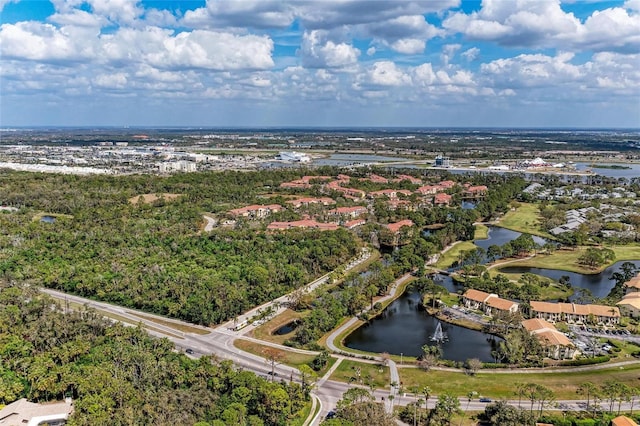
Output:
[
  {"xmin": 461, "ymin": 201, "xmax": 476, "ymax": 210},
  {"xmin": 499, "ymin": 260, "xmax": 640, "ymax": 299},
  {"xmin": 40, "ymin": 215, "xmax": 56, "ymax": 223},
  {"xmin": 474, "ymin": 227, "xmax": 547, "ymax": 251},
  {"xmin": 273, "ymin": 320, "xmax": 300, "ymax": 335},
  {"xmin": 344, "ymin": 290, "xmax": 501, "ymax": 362}
]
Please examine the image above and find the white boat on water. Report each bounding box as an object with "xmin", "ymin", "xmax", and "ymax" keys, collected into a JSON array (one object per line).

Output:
[{"xmin": 277, "ymin": 151, "xmax": 311, "ymax": 163}]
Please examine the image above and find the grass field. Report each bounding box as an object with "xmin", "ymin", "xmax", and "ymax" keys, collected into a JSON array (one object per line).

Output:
[
  {"xmin": 497, "ymin": 203, "xmax": 554, "ymax": 239},
  {"xmin": 434, "ymin": 241, "xmax": 476, "ymax": 269},
  {"xmin": 249, "ymin": 308, "xmax": 305, "ymax": 344},
  {"xmin": 330, "ymin": 359, "xmax": 390, "ymax": 390},
  {"xmin": 397, "ymin": 363, "xmax": 640, "ymax": 400},
  {"xmin": 494, "ymin": 245, "xmax": 640, "ymax": 275}
]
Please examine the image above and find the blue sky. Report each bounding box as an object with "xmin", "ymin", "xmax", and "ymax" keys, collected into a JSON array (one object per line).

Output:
[{"xmin": 1, "ymin": 0, "xmax": 639, "ymax": 128}]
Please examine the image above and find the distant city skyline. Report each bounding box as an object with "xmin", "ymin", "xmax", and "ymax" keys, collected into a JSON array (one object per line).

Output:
[{"xmin": 1, "ymin": 0, "xmax": 639, "ymax": 128}]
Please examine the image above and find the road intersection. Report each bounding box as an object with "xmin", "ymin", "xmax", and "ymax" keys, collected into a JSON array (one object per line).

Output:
[{"xmin": 40, "ymin": 245, "xmax": 637, "ymax": 425}]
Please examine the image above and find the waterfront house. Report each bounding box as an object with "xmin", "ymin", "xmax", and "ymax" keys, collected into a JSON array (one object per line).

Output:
[
  {"xmin": 617, "ymin": 293, "xmax": 640, "ymax": 318},
  {"xmin": 462, "ymin": 289, "xmax": 519, "ymax": 315},
  {"xmin": 530, "ymin": 301, "xmax": 620, "ymax": 325},
  {"xmin": 434, "ymin": 193, "xmax": 452, "ymax": 206},
  {"xmin": 522, "ymin": 318, "xmax": 577, "ymax": 360},
  {"xmin": 624, "ymin": 274, "xmax": 640, "ymax": 294}
]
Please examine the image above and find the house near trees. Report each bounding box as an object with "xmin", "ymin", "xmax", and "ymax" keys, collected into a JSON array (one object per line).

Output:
[
  {"xmin": 462, "ymin": 289, "xmax": 519, "ymax": 315},
  {"xmin": 228, "ymin": 204, "xmax": 282, "ymax": 219},
  {"xmin": 522, "ymin": 318, "xmax": 578, "ymax": 360}
]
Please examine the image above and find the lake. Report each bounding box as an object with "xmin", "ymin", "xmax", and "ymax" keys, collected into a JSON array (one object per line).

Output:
[
  {"xmin": 575, "ymin": 162, "xmax": 640, "ymax": 179},
  {"xmin": 344, "ymin": 290, "xmax": 501, "ymax": 362},
  {"xmin": 499, "ymin": 260, "xmax": 640, "ymax": 299}
]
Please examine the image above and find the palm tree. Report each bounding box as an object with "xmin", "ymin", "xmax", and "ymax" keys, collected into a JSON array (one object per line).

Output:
[{"xmin": 577, "ymin": 382, "xmax": 597, "ymax": 415}]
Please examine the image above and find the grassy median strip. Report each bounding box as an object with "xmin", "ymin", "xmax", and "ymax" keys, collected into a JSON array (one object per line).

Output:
[
  {"xmin": 127, "ymin": 311, "xmax": 210, "ymax": 335},
  {"xmin": 330, "ymin": 359, "xmax": 390, "ymax": 390},
  {"xmin": 61, "ymin": 300, "xmax": 185, "ymax": 339},
  {"xmin": 233, "ymin": 339, "xmax": 337, "ymax": 377},
  {"xmin": 398, "ymin": 363, "xmax": 640, "ymax": 399}
]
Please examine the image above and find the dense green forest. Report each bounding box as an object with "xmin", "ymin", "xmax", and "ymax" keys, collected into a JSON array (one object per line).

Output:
[
  {"xmin": 0, "ymin": 170, "xmax": 359, "ymax": 325},
  {"xmin": 0, "ymin": 284, "xmax": 307, "ymax": 425}
]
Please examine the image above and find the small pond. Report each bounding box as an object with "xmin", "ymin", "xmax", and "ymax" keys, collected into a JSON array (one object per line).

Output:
[
  {"xmin": 40, "ymin": 215, "xmax": 56, "ymax": 223},
  {"xmin": 461, "ymin": 201, "xmax": 476, "ymax": 210},
  {"xmin": 344, "ymin": 290, "xmax": 501, "ymax": 362},
  {"xmin": 273, "ymin": 320, "xmax": 300, "ymax": 335},
  {"xmin": 499, "ymin": 260, "xmax": 640, "ymax": 299}
]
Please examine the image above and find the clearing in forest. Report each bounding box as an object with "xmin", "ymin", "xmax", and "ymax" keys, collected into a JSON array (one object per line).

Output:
[{"xmin": 128, "ymin": 193, "xmax": 182, "ymax": 204}]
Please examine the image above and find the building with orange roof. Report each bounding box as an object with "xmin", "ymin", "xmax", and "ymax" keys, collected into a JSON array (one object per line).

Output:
[
  {"xmin": 611, "ymin": 416, "xmax": 638, "ymax": 426},
  {"xmin": 267, "ymin": 219, "xmax": 338, "ymax": 231},
  {"xmin": 462, "ymin": 289, "xmax": 519, "ymax": 315},
  {"xmin": 386, "ymin": 219, "xmax": 414, "ymax": 234},
  {"xmin": 228, "ymin": 204, "xmax": 282, "ymax": 219},
  {"xmin": 438, "ymin": 180, "xmax": 456, "ymax": 188},
  {"xmin": 522, "ymin": 318, "xmax": 577, "ymax": 359},
  {"xmin": 416, "ymin": 185, "xmax": 440, "ymax": 195},
  {"xmin": 365, "ymin": 174, "xmax": 389, "ymax": 183},
  {"xmin": 624, "ymin": 274, "xmax": 640, "ymax": 294},
  {"xmin": 328, "ymin": 206, "xmax": 368, "ymax": 219},
  {"xmin": 617, "ymin": 292, "xmax": 640, "ymax": 319},
  {"xmin": 465, "ymin": 185, "xmax": 488, "ymax": 196},
  {"xmin": 530, "ymin": 301, "xmax": 620, "ymax": 325},
  {"xmin": 286, "ymin": 197, "xmax": 336, "ymax": 208},
  {"xmin": 434, "ymin": 193, "xmax": 452, "ymax": 205},
  {"xmin": 368, "ymin": 189, "xmax": 412, "ymax": 199},
  {"xmin": 394, "ymin": 174, "xmax": 422, "ymax": 184},
  {"xmin": 343, "ymin": 219, "xmax": 367, "ymax": 229}
]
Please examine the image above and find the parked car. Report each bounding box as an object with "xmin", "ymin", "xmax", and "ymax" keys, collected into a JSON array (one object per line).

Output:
[
  {"xmin": 479, "ymin": 398, "xmax": 492, "ymax": 403},
  {"xmin": 185, "ymin": 348, "xmax": 194, "ymax": 355}
]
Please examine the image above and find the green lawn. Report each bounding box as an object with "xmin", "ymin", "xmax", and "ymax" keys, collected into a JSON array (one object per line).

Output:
[
  {"xmin": 330, "ymin": 359, "xmax": 390, "ymax": 389},
  {"xmin": 434, "ymin": 241, "xmax": 476, "ymax": 269},
  {"xmin": 474, "ymin": 224, "xmax": 489, "ymax": 240},
  {"xmin": 494, "ymin": 246, "xmax": 640, "ymax": 275},
  {"xmin": 497, "ymin": 203, "xmax": 553, "ymax": 239},
  {"xmin": 433, "ymin": 224, "xmax": 491, "ymax": 270},
  {"xmin": 398, "ymin": 363, "xmax": 640, "ymax": 399},
  {"xmin": 233, "ymin": 339, "xmax": 338, "ymax": 377}
]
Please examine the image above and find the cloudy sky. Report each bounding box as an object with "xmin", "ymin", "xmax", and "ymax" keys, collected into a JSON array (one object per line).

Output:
[{"xmin": 1, "ymin": 0, "xmax": 639, "ymax": 128}]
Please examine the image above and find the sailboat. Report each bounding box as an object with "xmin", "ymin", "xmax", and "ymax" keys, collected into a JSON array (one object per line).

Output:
[{"xmin": 430, "ymin": 321, "xmax": 448, "ymax": 343}]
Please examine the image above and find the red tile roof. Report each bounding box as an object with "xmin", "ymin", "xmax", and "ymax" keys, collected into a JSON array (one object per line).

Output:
[{"xmin": 386, "ymin": 219, "xmax": 414, "ymax": 233}]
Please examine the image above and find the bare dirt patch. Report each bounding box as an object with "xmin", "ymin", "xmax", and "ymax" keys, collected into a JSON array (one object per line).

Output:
[{"xmin": 128, "ymin": 193, "xmax": 182, "ymax": 205}]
